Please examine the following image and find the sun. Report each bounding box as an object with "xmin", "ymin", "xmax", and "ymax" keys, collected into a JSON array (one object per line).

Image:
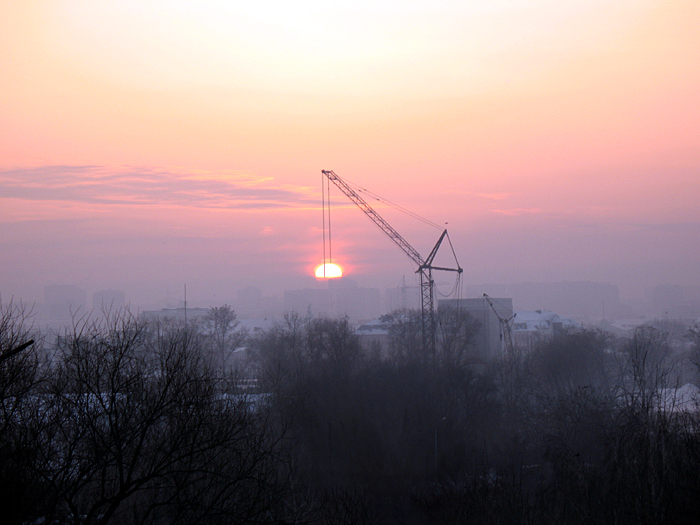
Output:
[{"xmin": 315, "ymin": 263, "xmax": 343, "ymax": 279}]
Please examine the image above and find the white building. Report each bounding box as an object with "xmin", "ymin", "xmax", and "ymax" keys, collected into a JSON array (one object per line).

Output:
[{"xmin": 512, "ymin": 309, "xmax": 578, "ymax": 352}]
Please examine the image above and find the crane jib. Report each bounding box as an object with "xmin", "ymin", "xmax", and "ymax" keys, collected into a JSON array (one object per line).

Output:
[{"xmin": 322, "ymin": 170, "xmax": 424, "ymax": 266}]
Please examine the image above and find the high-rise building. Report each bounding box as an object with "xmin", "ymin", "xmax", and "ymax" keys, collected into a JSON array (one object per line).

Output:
[{"xmin": 439, "ymin": 297, "xmax": 513, "ymax": 362}]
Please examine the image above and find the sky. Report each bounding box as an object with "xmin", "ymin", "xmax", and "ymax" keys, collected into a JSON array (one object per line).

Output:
[{"xmin": 1, "ymin": 0, "xmax": 699, "ymax": 309}]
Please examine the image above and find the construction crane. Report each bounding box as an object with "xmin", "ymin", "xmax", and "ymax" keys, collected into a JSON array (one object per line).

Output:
[
  {"xmin": 482, "ymin": 294, "xmax": 516, "ymax": 358},
  {"xmin": 321, "ymin": 169, "xmax": 463, "ymax": 357}
]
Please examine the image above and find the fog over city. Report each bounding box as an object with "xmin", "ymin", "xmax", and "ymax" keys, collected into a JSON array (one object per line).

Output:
[
  {"xmin": 2, "ymin": 2, "xmax": 700, "ymax": 523},
  {"xmin": 1, "ymin": 160, "xmax": 698, "ymax": 318}
]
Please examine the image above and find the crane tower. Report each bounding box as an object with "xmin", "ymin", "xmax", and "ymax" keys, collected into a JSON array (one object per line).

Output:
[{"xmin": 483, "ymin": 293, "xmax": 516, "ymax": 358}]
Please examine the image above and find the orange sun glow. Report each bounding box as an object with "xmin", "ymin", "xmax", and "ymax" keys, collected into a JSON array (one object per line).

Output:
[{"xmin": 314, "ymin": 263, "xmax": 343, "ymax": 279}]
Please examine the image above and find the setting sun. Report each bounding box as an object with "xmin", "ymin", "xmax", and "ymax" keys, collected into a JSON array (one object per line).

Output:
[{"xmin": 315, "ymin": 263, "xmax": 343, "ymax": 279}]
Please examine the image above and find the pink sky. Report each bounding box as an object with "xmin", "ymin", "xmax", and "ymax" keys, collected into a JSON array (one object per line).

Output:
[{"xmin": 1, "ymin": 0, "xmax": 699, "ymax": 308}]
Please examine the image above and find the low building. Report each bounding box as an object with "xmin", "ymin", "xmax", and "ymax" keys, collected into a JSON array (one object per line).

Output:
[
  {"xmin": 658, "ymin": 383, "xmax": 700, "ymax": 413},
  {"xmin": 140, "ymin": 307, "xmax": 209, "ymax": 323},
  {"xmin": 512, "ymin": 310, "xmax": 578, "ymax": 352},
  {"xmin": 237, "ymin": 318, "xmax": 276, "ymax": 338},
  {"xmin": 355, "ymin": 317, "xmax": 391, "ymax": 357}
]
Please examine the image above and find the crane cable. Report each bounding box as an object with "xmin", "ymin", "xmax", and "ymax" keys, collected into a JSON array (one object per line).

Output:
[
  {"xmin": 321, "ymin": 172, "xmax": 335, "ymax": 278},
  {"xmin": 321, "ymin": 171, "xmax": 325, "ymax": 276},
  {"xmin": 348, "ymin": 175, "xmax": 466, "ymax": 306},
  {"xmin": 321, "ymin": 171, "xmax": 328, "ymax": 277},
  {"xmin": 322, "ymin": 171, "xmax": 463, "ymax": 303},
  {"xmin": 339, "ymin": 175, "xmax": 444, "ymax": 231},
  {"xmin": 326, "ymin": 173, "xmax": 332, "ymax": 267}
]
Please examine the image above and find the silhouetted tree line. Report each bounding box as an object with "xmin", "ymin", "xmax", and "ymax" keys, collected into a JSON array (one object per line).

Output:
[
  {"xmin": 3, "ymin": 297, "xmax": 700, "ymax": 524},
  {"xmin": 0, "ymin": 302, "xmax": 296, "ymax": 525},
  {"xmin": 256, "ymin": 311, "xmax": 700, "ymax": 524}
]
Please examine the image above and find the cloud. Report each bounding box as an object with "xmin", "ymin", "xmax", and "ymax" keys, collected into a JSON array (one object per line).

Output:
[{"xmin": 0, "ymin": 165, "xmax": 314, "ymax": 211}]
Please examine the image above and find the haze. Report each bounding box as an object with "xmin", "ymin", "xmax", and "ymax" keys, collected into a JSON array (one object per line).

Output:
[{"xmin": 2, "ymin": 0, "xmax": 699, "ymax": 309}]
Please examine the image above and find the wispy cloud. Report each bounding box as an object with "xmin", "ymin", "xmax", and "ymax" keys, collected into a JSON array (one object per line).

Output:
[{"xmin": 0, "ymin": 165, "xmax": 314, "ymax": 210}]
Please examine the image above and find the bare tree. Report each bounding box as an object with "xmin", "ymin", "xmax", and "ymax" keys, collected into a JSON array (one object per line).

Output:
[
  {"xmin": 0, "ymin": 298, "xmax": 48, "ymax": 524},
  {"xmin": 22, "ymin": 310, "xmax": 288, "ymax": 525},
  {"xmin": 620, "ymin": 325, "xmax": 677, "ymax": 413},
  {"xmin": 686, "ymin": 322, "xmax": 700, "ymax": 378},
  {"xmin": 201, "ymin": 304, "xmax": 248, "ymax": 378},
  {"xmin": 0, "ymin": 298, "xmax": 43, "ymax": 435},
  {"xmin": 386, "ymin": 309, "xmax": 423, "ymax": 364},
  {"xmin": 386, "ymin": 307, "xmax": 479, "ymax": 366},
  {"xmin": 255, "ymin": 312, "xmax": 307, "ymax": 393},
  {"xmin": 435, "ymin": 306, "xmax": 480, "ymax": 366},
  {"xmin": 305, "ymin": 316, "xmax": 362, "ymax": 373},
  {"xmin": 529, "ymin": 328, "xmax": 617, "ymax": 399}
]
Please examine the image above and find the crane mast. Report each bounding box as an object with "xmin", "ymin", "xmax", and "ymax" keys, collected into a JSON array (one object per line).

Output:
[
  {"xmin": 482, "ymin": 294, "xmax": 516, "ymax": 358},
  {"xmin": 321, "ymin": 170, "xmax": 462, "ymax": 358}
]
